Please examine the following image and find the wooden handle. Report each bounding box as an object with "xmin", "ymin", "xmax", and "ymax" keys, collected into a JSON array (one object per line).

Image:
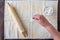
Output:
[{"xmin": 7, "ymin": 3, "xmax": 27, "ymax": 37}]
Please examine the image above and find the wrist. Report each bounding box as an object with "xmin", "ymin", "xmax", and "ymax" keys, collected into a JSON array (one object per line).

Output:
[{"xmin": 45, "ymin": 23, "xmax": 52, "ymax": 29}]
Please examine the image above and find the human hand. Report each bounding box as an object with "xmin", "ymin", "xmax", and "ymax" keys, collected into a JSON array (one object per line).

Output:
[
  {"xmin": 32, "ymin": 14, "xmax": 60, "ymax": 40},
  {"xmin": 32, "ymin": 14, "xmax": 51, "ymax": 27}
]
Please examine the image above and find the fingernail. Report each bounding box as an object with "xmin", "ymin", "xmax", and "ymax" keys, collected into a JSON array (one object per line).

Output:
[{"xmin": 32, "ymin": 17, "xmax": 35, "ymax": 19}]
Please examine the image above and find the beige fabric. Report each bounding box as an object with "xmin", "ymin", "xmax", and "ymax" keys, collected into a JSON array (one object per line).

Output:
[{"xmin": 4, "ymin": 0, "xmax": 58, "ymax": 39}]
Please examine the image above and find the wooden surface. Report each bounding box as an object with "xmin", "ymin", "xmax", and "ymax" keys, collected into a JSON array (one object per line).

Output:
[
  {"xmin": 58, "ymin": 0, "xmax": 60, "ymax": 32},
  {"xmin": 0, "ymin": 0, "xmax": 4, "ymax": 40},
  {"xmin": 0, "ymin": 0, "xmax": 59, "ymax": 40}
]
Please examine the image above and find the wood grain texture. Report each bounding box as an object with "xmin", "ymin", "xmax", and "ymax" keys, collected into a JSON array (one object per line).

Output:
[
  {"xmin": 58, "ymin": 0, "xmax": 60, "ymax": 32},
  {"xmin": 0, "ymin": 0, "xmax": 4, "ymax": 40}
]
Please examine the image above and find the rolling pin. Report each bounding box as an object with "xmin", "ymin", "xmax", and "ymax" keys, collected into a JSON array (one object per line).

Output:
[{"xmin": 7, "ymin": 3, "xmax": 27, "ymax": 37}]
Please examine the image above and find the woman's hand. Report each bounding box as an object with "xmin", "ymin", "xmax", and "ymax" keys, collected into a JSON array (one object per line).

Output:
[
  {"xmin": 32, "ymin": 14, "xmax": 60, "ymax": 40},
  {"xmin": 32, "ymin": 14, "xmax": 50, "ymax": 27}
]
